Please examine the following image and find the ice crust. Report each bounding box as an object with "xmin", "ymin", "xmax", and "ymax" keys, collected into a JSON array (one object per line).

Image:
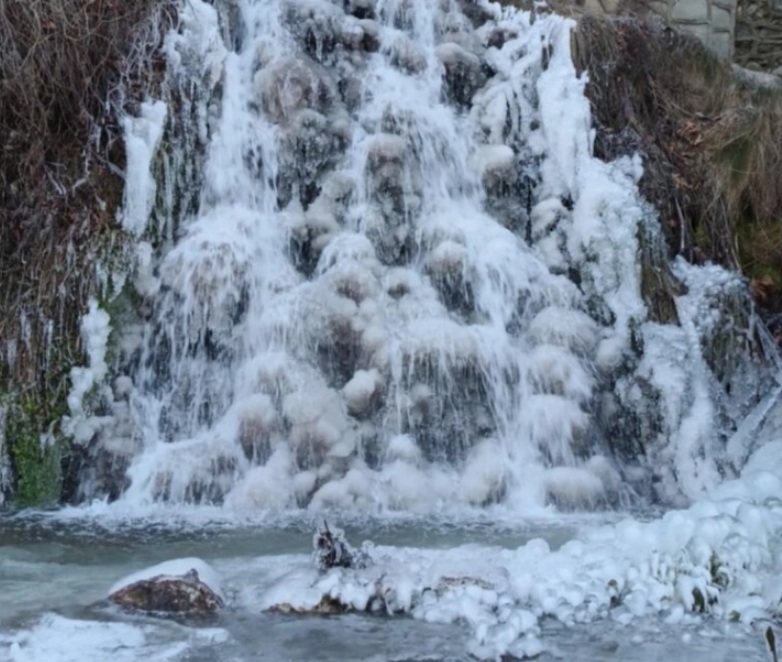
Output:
[
  {"xmin": 85, "ymin": 0, "xmax": 773, "ymax": 515},
  {"xmin": 254, "ymin": 442, "xmax": 782, "ymax": 659},
  {"xmin": 2, "ymin": 441, "xmax": 781, "ymax": 661},
  {"xmin": 62, "ymin": 299, "xmax": 112, "ymax": 444}
]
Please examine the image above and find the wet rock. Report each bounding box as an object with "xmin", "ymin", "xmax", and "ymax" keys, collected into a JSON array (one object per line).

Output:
[
  {"xmin": 456, "ymin": 0, "xmax": 495, "ymax": 28},
  {"xmin": 363, "ymin": 206, "xmax": 416, "ymax": 266},
  {"xmin": 424, "ymin": 239, "xmax": 475, "ymax": 319},
  {"xmin": 343, "ymin": 368, "xmax": 383, "ymax": 417},
  {"xmin": 270, "ymin": 595, "xmax": 350, "ymax": 614},
  {"xmin": 340, "ymin": 18, "xmax": 381, "ymax": 53},
  {"xmin": 485, "ymin": 26, "xmax": 519, "ymax": 49},
  {"xmin": 255, "ymin": 56, "xmax": 336, "ymax": 125},
  {"xmin": 343, "ymin": 0, "xmax": 375, "ymax": 20},
  {"xmin": 277, "ymin": 110, "xmax": 350, "ymax": 209},
  {"xmin": 473, "ymin": 145, "xmax": 531, "ymax": 234},
  {"xmin": 109, "ymin": 559, "xmax": 225, "ymax": 615},
  {"xmin": 386, "ymin": 35, "xmax": 428, "ymax": 74},
  {"xmin": 285, "ymin": 204, "xmax": 341, "ymax": 276},
  {"xmin": 366, "ymin": 133, "xmax": 422, "ymax": 225},
  {"xmin": 236, "ymin": 393, "xmax": 278, "ymax": 463},
  {"xmin": 282, "ymin": 0, "xmax": 345, "ymax": 62},
  {"xmin": 435, "ymin": 42, "xmax": 487, "ymax": 107}
]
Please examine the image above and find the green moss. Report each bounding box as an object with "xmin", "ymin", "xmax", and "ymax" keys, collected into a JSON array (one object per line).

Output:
[{"xmin": 5, "ymin": 400, "xmax": 63, "ymax": 508}]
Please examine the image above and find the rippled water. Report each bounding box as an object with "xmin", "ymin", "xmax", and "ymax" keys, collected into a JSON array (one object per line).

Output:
[{"xmin": 0, "ymin": 513, "xmax": 772, "ymax": 662}]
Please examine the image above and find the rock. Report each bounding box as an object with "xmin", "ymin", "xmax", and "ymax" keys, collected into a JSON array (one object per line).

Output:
[
  {"xmin": 270, "ymin": 595, "xmax": 350, "ymax": 614},
  {"xmin": 435, "ymin": 42, "xmax": 487, "ymax": 107},
  {"xmin": 339, "ymin": 17, "xmax": 381, "ymax": 52},
  {"xmin": 485, "ymin": 26, "xmax": 518, "ymax": 49},
  {"xmin": 386, "ymin": 35, "xmax": 428, "ymax": 74},
  {"xmin": 343, "ymin": 368, "xmax": 383, "ymax": 416},
  {"xmin": 357, "ymin": 19, "xmax": 381, "ymax": 52},
  {"xmin": 344, "ymin": 0, "xmax": 375, "ymax": 20},
  {"xmin": 282, "ymin": 0, "xmax": 344, "ymax": 61},
  {"xmin": 456, "ymin": 0, "xmax": 495, "ymax": 27},
  {"xmin": 366, "ymin": 133, "xmax": 421, "ymax": 221},
  {"xmin": 255, "ymin": 56, "xmax": 336, "ymax": 125},
  {"xmin": 277, "ymin": 109, "xmax": 349, "ymax": 208},
  {"xmin": 108, "ymin": 558, "xmax": 225, "ymax": 615}
]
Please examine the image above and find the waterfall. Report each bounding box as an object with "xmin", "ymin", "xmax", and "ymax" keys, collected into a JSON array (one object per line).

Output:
[{"xmin": 81, "ymin": 0, "xmax": 770, "ymax": 511}]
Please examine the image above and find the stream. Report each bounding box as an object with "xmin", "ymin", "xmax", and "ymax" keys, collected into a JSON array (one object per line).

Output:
[{"xmin": 0, "ymin": 511, "xmax": 773, "ymax": 662}]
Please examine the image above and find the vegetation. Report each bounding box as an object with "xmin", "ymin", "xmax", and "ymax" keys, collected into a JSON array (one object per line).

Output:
[
  {"xmin": 570, "ymin": 15, "xmax": 782, "ymax": 317},
  {"xmin": 5, "ymin": 398, "xmax": 64, "ymax": 507},
  {"xmin": 1, "ymin": 0, "xmax": 780, "ymax": 505},
  {"xmin": 0, "ymin": 0, "xmax": 175, "ymax": 506}
]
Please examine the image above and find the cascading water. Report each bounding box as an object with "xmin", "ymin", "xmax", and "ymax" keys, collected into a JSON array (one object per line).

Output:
[
  {"xmin": 78, "ymin": 0, "xmax": 772, "ymax": 511},
  {"xmin": 5, "ymin": 4, "xmax": 782, "ymax": 660}
]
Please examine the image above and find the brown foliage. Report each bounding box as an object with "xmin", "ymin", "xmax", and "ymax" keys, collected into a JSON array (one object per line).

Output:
[
  {"xmin": 0, "ymin": 0, "xmax": 174, "ymax": 450},
  {"xmin": 571, "ymin": 15, "xmax": 782, "ymax": 312}
]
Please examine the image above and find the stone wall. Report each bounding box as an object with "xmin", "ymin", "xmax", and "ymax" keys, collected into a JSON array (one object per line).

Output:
[
  {"xmin": 548, "ymin": 0, "xmax": 782, "ymax": 71},
  {"xmin": 669, "ymin": 0, "xmax": 736, "ymax": 59},
  {"xmin": 734, "ymin": 0, "xmax": 782, "ymax": 73}
]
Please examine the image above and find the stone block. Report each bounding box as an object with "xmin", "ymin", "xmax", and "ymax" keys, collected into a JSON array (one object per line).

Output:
[
  {"xmin": 678, "ymin": 21, "xmax": 712, "ymax": 42},
  {"xmin": 709, "ymin": 30, "xmax": 733, "ymax": 57},
  {"xmin": 711, "ymin": 0, "xmax": 735, "ymax": 11},
  {"xmin": 649, "ymin": 0, "xmax": 673, "ymax": 19},
  {"xmin": 711, "ymin": 5, "xmax": 734, "ymax": 31},
  {"xmin": 672, "ymin": 0, "xmax": 710, "ymax": 22}
]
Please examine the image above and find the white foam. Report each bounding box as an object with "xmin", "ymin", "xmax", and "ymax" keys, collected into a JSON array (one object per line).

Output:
[{"xmin": 1, "ymin": 613, "xmax": 228, "ymax": 662}]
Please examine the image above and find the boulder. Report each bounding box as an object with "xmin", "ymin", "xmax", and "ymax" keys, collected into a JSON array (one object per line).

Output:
[
  {"xmin": 282, "ymin": 0, "xmax": 344, "ymax": 61},
  {"xmin": 435, "ymin": 42, "xmax": 487, "ymax": 108},
  {"xmin": 255, "ymin": 56, "xmax": 336, "ymax": 125},
  {"xmin": 344, "ymin": 0, "xmax": 375, "ymax": 20},
  {"xmin": 387, "ymin": 35, "xmax": 428, "ymax": 74},
  {"xmin": 108, "ymin": 558, "xmax": 225, "ymax": 615}
]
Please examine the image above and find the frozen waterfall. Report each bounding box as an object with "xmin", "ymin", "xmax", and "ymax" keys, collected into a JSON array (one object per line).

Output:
[{"xmin": 79, "ymin": 0, "xmax": 770, "ymax": 511}]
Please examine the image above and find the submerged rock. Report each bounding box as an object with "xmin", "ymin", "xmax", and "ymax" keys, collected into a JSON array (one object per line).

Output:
[{"xmin": 108, "ymin": 558, "xmax": 225, "ymax": 615}]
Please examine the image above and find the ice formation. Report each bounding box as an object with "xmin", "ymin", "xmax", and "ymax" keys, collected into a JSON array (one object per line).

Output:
[
  {"xmin": 62, "ymin": 299, "xmax": 113, "ymax": 444},
  {"xmin": 255, "ymin": 441, "xmax": 782, "ymax": 659},
  {"xmin": 75, "ymin": 0, "xmax": 772, "ymax": 510}
]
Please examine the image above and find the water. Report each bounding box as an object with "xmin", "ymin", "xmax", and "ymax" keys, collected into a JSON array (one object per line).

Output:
[
  {"xmin": 0, "ymin": 513, "xmax": 773, "ymax": 662},
  {"xmin": 69, "ymin": 0, "xmax": 769, "ymax": 515},
  {"xmin": 8, "ymin": 0, "xmax": 780, "ymax": 659}
]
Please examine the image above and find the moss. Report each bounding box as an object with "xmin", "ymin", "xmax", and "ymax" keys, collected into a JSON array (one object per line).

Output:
[{"xmin": 5, "ymin": 399, "xmax": 64, "ymax": 508}]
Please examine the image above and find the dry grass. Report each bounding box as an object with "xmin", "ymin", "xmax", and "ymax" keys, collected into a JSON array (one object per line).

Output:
[
  {"xmin": 571, "ymin": 15, "xmax": 782, "ymax": 313},
  {"xmin": 0, "ymin": 0, "xmax": 175, "ymax": 500}
]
